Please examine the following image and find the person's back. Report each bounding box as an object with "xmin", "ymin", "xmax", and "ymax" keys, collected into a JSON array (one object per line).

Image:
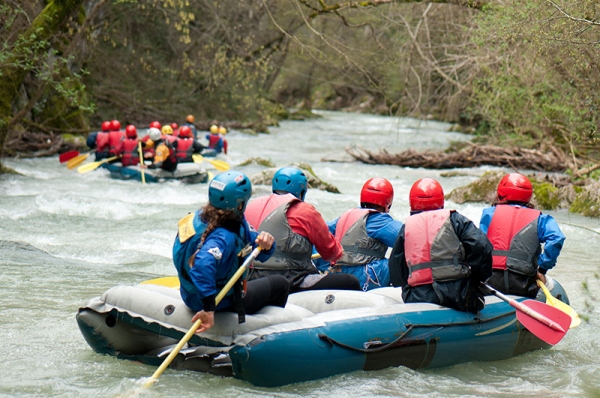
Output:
[
  {"xmin": 245, "ymin": 167, "xmax": 360, "ymax": 292},
  {"xmin": 389, "ymin": 178, "xmax": 492, "ymax": 313},
  {"xmin": 88, "ymin": 120, "xmax": 111, "ymax": 160},
  {"xmin": 175, "ymin": 126, "xmax": 204, "ymax": 162},
  {"xmin": 121, "ymin": 125, "xmax": 141, "ymax": 166},
  {"xmin": 173, "ymin": 171, "xmax": 289, "ymax": 333},
  {"xmin": 147, "ymin": 128, "xmax": 177, "ymax": 172},
  {"xmin": 204, "ymin": 124, "xmax": 223, "ymax": 156},
  {"xmin": 107, "ymin": 120, "xmax": 125, "ymax": 159},
  {"xmin": 327, "ymin": 178, "xmax": 402, "ymax": 290},
  {"xmin": 479, "ymin": 173, "xmax": 565, "ymax": 297},
  {"xmin": 183, "ymin": 114, "xmax": 198, "ymax": 140}
]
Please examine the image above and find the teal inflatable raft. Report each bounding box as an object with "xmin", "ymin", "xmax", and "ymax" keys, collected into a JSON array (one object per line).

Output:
[{"xmin": 76, "ymin": 277, "xmax": 571, "ymax": 387}]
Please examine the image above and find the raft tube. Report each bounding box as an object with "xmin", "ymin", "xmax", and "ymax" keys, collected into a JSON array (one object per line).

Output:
[
  {"xmin": 102, "ymin": 162, "xmax": 209, "ymax": 184},
  {"xmin": 76, "ymin": 278, "xmax": 570, "ymax": 387}
]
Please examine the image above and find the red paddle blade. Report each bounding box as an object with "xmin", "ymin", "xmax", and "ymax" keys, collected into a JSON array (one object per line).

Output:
[
  {"xmin": 59, "ymin": 151, "xmax": 79, "ymax": 163},
  {"xmin": 516, "ymin": 300, "xmax": 571, "ymax": 345}
]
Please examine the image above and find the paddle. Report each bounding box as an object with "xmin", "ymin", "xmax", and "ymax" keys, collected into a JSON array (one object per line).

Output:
[
  {"xmin": 59, "ymin": 150, "xmax": 79, "ymax": 163},
  {"xmin": 137, "ymin": 142, "xmax": 146, "ymax": 184},
  {"xmin": 77, "ymin": 156, "xmax": 118, "ymax": 174},
  {"xmin": 66, "ymin": 153, "xmax": 90, "ymax": 169},
  {"xmin": 192, "ymin": 153, "xmax": 230, "ymax": 171},
  {"xmin": 141, "ymin": 246, "xmax": 262, "ymax": 389},
  {"xmin": 537, "ymin": 280, "xmax": 581, "ymax": 329},
  {"xmin": 483, "ymin": 283, "xmax": 570, "ymax": 345}
]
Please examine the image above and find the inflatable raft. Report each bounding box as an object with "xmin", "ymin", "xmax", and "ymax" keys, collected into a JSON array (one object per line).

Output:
[
  {"xmin": 102, "ymin": 162, "xmax": 209, "ymax": 184},
  {"xmin": 76, "ymin": 277, "xmax": 571, "ymax": 387}
]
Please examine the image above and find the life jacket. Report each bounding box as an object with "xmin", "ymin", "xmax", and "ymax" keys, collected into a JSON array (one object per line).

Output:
[
  {"xmin": 334, "ymin": 208, "xmax": 387, "ymax": 266},
  {"xmin": 154, "ymin": 141, "xmax": 177, "ymax": 169},
  {"xmin": 245, "ymin": 194, "xmax": 313, "ymax": 272},
  {"xmin": 405, "ymin": 209, "xmax": 471, "ymax": 287},
  {"xmin": 95, "ymin": 132, "xmax": 110, "ymax": 159},
  {"xmin": 487, "ymin": 205, "xmax": 541, "ymax": 276},
  {"xmin": 108, "ymin": 131, "xmax": 125, "ymax": 157},
  {"xmin": 176, "ymin": 138, "xmax": 194, "ymax": 162},
  {"xmin": 120, "ymin": 138, "xmax": 140, "ymax": 166},
  {"xmin": 208, "ymin": 134, "xmax": 223, "ymax": 151},
  {"xmin": 172, "ymin": 210, "xmax": 248, "ymax": 323},
  {"xmin": 165, "ymin": 135, "xmax": 178, "ymax": 144}
]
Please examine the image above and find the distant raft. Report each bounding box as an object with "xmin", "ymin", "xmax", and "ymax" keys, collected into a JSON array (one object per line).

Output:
[
  {"xmin": 102, "ymin": 162, "xmax": 209, "ymax": 184},
  {"xmin": 76, "ymin": 277, "xmax": 571, "ymax": 387}
]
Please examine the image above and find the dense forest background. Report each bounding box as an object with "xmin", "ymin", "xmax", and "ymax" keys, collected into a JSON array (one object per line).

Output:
[{"xmin": 1, "ymin": 0, "xmax": 599, "ymax": 169}]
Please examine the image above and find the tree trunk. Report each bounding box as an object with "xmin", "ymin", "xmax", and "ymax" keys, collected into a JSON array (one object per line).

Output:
[{"xmin": 0, "ymin": 0, "xmax": 85, "ymax": 168}]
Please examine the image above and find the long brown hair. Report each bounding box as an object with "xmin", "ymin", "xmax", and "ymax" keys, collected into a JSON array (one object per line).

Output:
[{"xmin": 200, "ymin": 203, "xmax": 240, "ymax": 243}]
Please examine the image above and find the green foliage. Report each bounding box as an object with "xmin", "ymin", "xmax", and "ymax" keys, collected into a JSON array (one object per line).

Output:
[
  {"xmin": 532, "ymin": 182, "xmax": 561, "ymax": 210},
  {"xmin": 468, "ymin": 0, "xmax": 600, "ymax": 151}
]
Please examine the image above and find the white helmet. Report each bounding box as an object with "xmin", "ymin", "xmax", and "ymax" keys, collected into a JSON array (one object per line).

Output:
[{"xmin": 148, "ymin": 127, "xmax": 161, "ymax": 141}]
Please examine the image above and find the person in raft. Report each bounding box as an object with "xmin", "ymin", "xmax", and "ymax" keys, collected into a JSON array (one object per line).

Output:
[
  {"xmin": 175, "ymin": 125, "xmax": 205, "ymax": 163},
  {"xmin": 244, "ymin": 166, "xmax": 361, "ymax": 293},
  {"xmin": 172, "ymin": 171, "xmax": 290, "ymax": 333},
  {"xmin": 86, "ymin": 120, "xmax": 111, "ymax": 160},
  {"xmin": 479, "ymin": 173, "xmax": 566, "ymax": 298},
  {"xmin": 322, "ymin": 177, "xmax": 403, "ymax": 291},
  {"xmin": 203, "ymin": 124, "xmax": 224, "ymax": 157},
  {"xmin": 146, "ymin": 127, "xmax": 178, "ymax": 172},
  {"xmin": 389, "ymin": 178, "xmax": 493, "ymax": 313}
]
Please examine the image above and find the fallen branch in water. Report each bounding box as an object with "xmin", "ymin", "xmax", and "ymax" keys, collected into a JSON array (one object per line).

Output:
[{"xmin": 345, "ymin": 143, "xmax": 583, "ymax": 172}]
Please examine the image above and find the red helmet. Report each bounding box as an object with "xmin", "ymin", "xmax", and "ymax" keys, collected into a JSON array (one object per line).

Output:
[
  {"xmin": 110, "ymin": 120, "xmax": 121, "ymax": 131},
  {"xmin": 125, "ymin": 125, "xmax": 137, "ymax": 138},
  {"xmin": 170, "ymin": 123, "xmax": 178, "ymax": 130},
  {"xmin": 149, "ymin": 121, "xmax": 161, "ymax": 130},
  {"xmin": 179, "ymin": 125, "xmax": 192, "ymax": 138},
  {"xmin": 409, "ymin": 178, "xmax": 444, "ymax": 212},
  {"xmin": 360, "ymin": 178, "xmax": 394, "ymax": 212},
  {"xmin": 497, "ymin": 173, "xmax": 532, "ymax": 203},
  {"xmin": 101, "ymin": 121, "xmax": 111, "ymax": 132}
]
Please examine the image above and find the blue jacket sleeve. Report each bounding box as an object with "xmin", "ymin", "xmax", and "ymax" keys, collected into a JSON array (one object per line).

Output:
[
  {"xmin": 366, "ymin": 212, "xmax": 403, "ymax": 247},
  {"xmin": 478, "ymin": 207, "xmax": 495, "ymax": 234},
  {"xmin": 537, "ymin": 214, "xmax": 565, "ymax": 271},
  {"xmin": 327, "ymin": 218, "xmax": 338, "ymax": 235}
]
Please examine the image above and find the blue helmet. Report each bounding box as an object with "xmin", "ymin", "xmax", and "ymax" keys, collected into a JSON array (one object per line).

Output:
[
  {"xmin": 272, "ymin": 167, "xmax": 308, "ymax": 201},
  {"xmin": 208, "ymin": 171, "xmax": 252, "ymax": 215}
]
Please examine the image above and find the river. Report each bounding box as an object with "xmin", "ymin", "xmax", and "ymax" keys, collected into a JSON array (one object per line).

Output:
[{"xmin": 1, "ymin": 111, "xmax": 598, "ymax": 397}]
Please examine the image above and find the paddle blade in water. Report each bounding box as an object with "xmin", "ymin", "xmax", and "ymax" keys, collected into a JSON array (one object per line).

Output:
[
  {"xmin": 516, "ymin": 299, "xmax": 571, "ymax": 345},
  {"xmin": 59, "ymin": 151, "xmax": 79, "ymax": 163}
]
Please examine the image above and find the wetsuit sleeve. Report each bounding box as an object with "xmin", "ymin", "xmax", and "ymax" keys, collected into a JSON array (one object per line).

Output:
[
  {"xmin": 327, "ymin": 218, "xmax": 339, "ymax": 235},
  {"xmin": 366, "ymin": 212, "xmax": 403, "ymax": 247},
  {"xmin": 388, "ymin": 224, "xmax": 408, "ymax": 287},
  {"xmin": 286, "ymin": 202, "xmax": 343, "ymax": 263},
  {"xmin": 478, "ymin": 207, "xmax": 495, "ymax": 234},
  {"xmin": 451, "ymin": 212, "xmax": 493, "ymax": 282},
  {"xmin": 537, "ymin": 214, "xmax": 565, "ymax": 272},
  {"xmin": 193, "ymin": 140, "xmax": 205, "ymax": 152}
]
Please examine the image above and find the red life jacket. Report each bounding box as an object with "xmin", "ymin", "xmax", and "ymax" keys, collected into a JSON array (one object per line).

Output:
[
  {"xmin": 121, "ymin": 138, "xmax": 140, "ymax": 166},
  {"xmin": 405, "ymin": 209, "xmax": 470, "ymax": 287},
  {"xmin": 334, "ymin": 208, "xmax": 387, "ymax": 266},
  {"xmin": 165, "ymin": 135, "xmax": 178, "ymax": 144},
  {"xmin": 176, "ymin": 138, "xmax": 194, "ymax": 162},
  {"xmin": 487, "ymin": 205, "xmax": 541, "ymax": 275},
  {"xmin": 208, "ymin": 134, "xmax": 222, "ymax": 149},
  {"xmin": 108, "ymin": 131, "xmax": 124, "ymax": 157},
  {"xmin": 95, "ymin": 132, "xmax": 110, "ymax": 158}
]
